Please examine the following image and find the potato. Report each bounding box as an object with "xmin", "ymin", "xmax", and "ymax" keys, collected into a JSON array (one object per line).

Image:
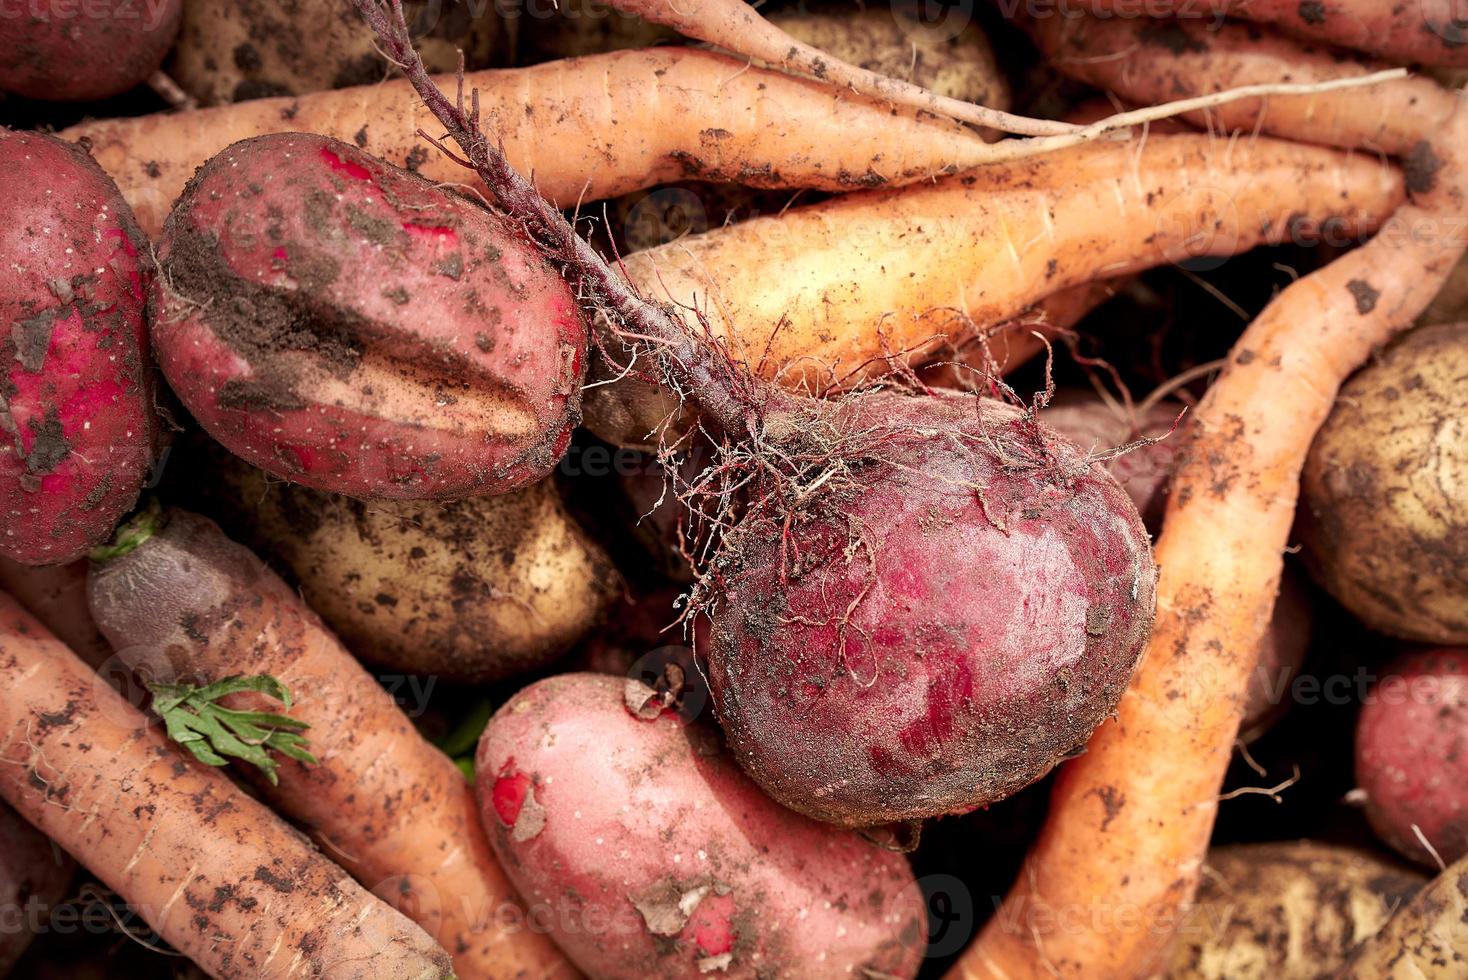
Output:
[
  {"xmin": 170, "ymin": 0, "xmax": 511, "ymax": 106},
  {"xmin": 1357, "ymin": 647, "xmax": 1468, "ymax": 868},
  {"xmin": 152, "ymin": 133, "xmax": 587, "ymax": 500},
  {"xmin": 0, "ymin": 801, "xmax": 74, "ymax": 976},
  {"xmin": 1299, "ymin": 322, "xmax": 1468, "ymax": 643},
  {"xmin": 0, "ymin": 0, "xmax": 180, "ymax": 101},
  {"xmin": 516, "ymin": 0, "xmax": 680, "ymax": 64},
  {"xmin": 1339, "ymin": 850, "xmax": 1468, "ymax": 979},
  {"xmin": 1240, "ymin": 567, "xmax": 1313, "ymax": 742},
  {"xmin": 1167, "ymin": 841, "xmax": 1426, "ymax": 979},
  {"xmin": 180, "ymin": 447, "xmax": 617, "ymax": 683},
  {"xmin": 1, "ymin": 131, "xmax": 160, "ymax": 566},
  {"xmin": 477, "ymin": 672, "xmax": 928, "ymax": 978},
  {"xmin": 771, "ymin": 1, "xmax": 1010, "ymax": 133}
]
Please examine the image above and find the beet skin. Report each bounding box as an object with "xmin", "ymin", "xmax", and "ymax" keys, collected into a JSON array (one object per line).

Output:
[
  {"xmin": 703, "ymin": 391, "xmax": 1157, "ymax": 826},
  {"xmin": 1, "ymin": 130, "xmax": 157, "ymax": 565},
  {"xmin": 151, "ymin": 133, "xmax": 587, "ymax": 500}
]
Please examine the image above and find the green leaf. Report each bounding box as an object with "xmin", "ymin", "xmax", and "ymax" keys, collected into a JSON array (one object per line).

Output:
[{"xmin": 147, "ymin": 674, "xmax": 318, "ymax": 786}]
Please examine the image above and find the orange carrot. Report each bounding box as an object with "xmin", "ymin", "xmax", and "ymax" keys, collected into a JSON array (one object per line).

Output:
[
  {"xmin": 86, "ymin": 509, "xmax": 576, "ymax": 980},
  {"xmin": 948, "ymin": 86, "xmax": 1468, "ymax": 980},
  {"xmin": 1080, "ymin": 0, "xmax": 1468, "ymax": 67},
  {"xmin": 585, "ymin": 132, "xmax": 1401, "ymax": 445},
  {"xmin": 61, "ymin": 47, "xmax": 1013, "ymax": 238},
  {"xmin": 0, "ymin": 588, "xmax": 453, "ymax": 979},
  {"xmin": 1020, "ymin": 10, "xmax": 1457, "ymax": 155}
]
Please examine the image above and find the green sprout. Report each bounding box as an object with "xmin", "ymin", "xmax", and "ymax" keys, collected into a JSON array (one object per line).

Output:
[{"xmin": 148, "ymin": 674, "xmax": 317, "ymax": 785}]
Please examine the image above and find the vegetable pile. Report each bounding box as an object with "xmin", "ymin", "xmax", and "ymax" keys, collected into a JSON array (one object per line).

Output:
[{"xmin": 1, "ymin": 2, "xmax": 1467, "ymax": 978}]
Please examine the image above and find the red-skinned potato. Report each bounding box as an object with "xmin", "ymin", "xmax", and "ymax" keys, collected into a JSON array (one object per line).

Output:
[
  {"xmin": 151, "ymin": 133, "xmax": 586, "ymax": 500},
  {"xmin": 1, "ymin": 130, "xmax": 158, "ymax": 566},
  {"xmin": 0, "ymin": 0, "xmax": 181, "ymax": 101},
  {"xmin": 477, "ymin": 672, "xmax": 928, "ymax": 978},
  {"xmin": 1240, "ymin": 567, "xmax": 1313, "ymax": 742},
  {"xmin": 1356, "ymin": 647, "xmax": 1468, "ymax": 868}
]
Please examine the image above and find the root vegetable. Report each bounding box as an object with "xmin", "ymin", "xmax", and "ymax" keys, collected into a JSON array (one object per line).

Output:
[
  {"xmin": 152, "ymin": 132, "xmax": 584, "ymax": 500},
  {"xmin": 60, "ymin": 48, "xmax": 1020, "ymax": 239},
  {"xmin": 1240, "ymin": 568, "xmax": 1313, "ymax": 743},
  {"xmin": 1, "ymin": 130, "xmax": 159, "ymax": 566},
  {"xmin": 1018, "ymin": 10, "xmax": 1457, "ymax": 155},
  {"xmin": 354, "ymin": 0, "xmax": 1159, "ymax": 832},
  {"xmin": 0, "ymin": 0, "xmax": 180, "ymax": 101},
  {"xmin": 1082, "ymin": 0, "xmax": 1468, "ymax": 69},
  {"xmin": 0, "ymin": 801, "xmax": 73, "ymax": 976},
  {"xmin": 701, "ymin": 392, "xmax": 1156, "ymax": 826},
  {"xmin": 1299, "ymin": 322, "xmax": 1468, "ymax": 644},
  {"xmin": 0, "ymin": 588, "xmax": 454, "ymax": 979},
  {"xmin": 1356, "ymin": 647, "xmax": 1468, "ymax": 868},
  {"xmin": 186, "ymin": 446, "xmax": 618, "ymax": 683},
  {"xmin": 1034, "ymin": 388, "xmax": 1186, "ymax": 532},
  {"xmin": 1340, "ymin": 850, "xmax": 1468, "ymax": 977},
  {"xmin": 1167, "ymin": 841, "xmax": 1425, "ymax": 979},
  {"xmin": 170, "ymin": 0, "xmax": 510, "ymax": 106},
  {"xmin": 0, "ymin": 557, "xmax": 111, "ymax": 670},
  {"xmin": 951, "ymin": 84, "xmax": 1468, "ymax": 980},
  {"xmin": 586, "ymin": 133, "xmax": 1402, "ymax": 446},
  {"xmin": 477, "ymin": 672, "xmax": 928, "ymax": 978},
  {"xmin": 85, "ymin": 508, "xmax": 576, "ymax": 979}
]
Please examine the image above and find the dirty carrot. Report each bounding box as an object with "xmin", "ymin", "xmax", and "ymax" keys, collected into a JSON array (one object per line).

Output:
[
  {"xmin": 0, "ymin": 588, "xmax": 453, "ymax": 980},
  {"xmin": 949, "ymin": 89, "xmax": 1468, "ymax": 980}
]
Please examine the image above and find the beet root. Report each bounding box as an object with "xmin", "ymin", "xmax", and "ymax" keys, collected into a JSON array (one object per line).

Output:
[
  {"xmin": 477, "ymin": 672, "xmax": 928, "ymax": 979},
  {"xmin": 1356, "ymin": 647, "xmax": 1468, "ymax": 868},
  {"xmin": 151, "ymin": 133, "xmax": 586, "ymax": 500},
  {"xmin": 1, "ymin": 130, "xmax": 158, "ymax": 565},
  {"xmin": 701, "ymin": 391, "xmax": 1157, "ymax": 826}
]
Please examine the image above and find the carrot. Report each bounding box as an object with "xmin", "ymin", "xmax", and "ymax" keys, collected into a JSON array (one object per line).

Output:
[
  {"xmin": 59, "ymin": 47, "xmax": 1005, "ymax": 238},
  {"xmin": 85, "ymin": 508, "xmax": 575, "ymax": 980},
  {"xmin": 0, "ymin": 588, "xmax": 453, "ymax": 980},
  {"xmin": 0, "ymin": 557, "xmax": 111, "ymax": 671},
  {"xmin": 947, "ymin": 88, "xmax": 1468, "ymax": 980},
  {"xmin": 63, "ymin": 44, "xmax": 1400, "ymax": 240},
  {"xmin": 584, "ymin": 132, "xmax": 1401, "ymax": 444},
  {"xmin": 1079, "ymin": 0, "xmax": 1468, "ymax": 68},
  {"xmin": 1019, "ymin": 10, "xmax": 1457, "ymax": 155}
]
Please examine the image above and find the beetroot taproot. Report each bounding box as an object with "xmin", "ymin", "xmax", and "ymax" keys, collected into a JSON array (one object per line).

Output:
[
  {"xmin": 702, "ymin": 391, "xmax": 1157, "ymax": 826},
  {"xmin": 151, "ymin": 133, "xmax": 586, "ymax": 500},
  {"xmin": 1, "ymin": 130, "xmax": 158, "ymax": 566},
  {"xmin": 477, "ymin": 672, "xmax": 928, "ymax": 979}
]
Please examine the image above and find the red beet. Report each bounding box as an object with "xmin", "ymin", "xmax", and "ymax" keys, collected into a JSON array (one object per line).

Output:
[
  {"xmin": 1356, "ymin": 647, "xmax": 1468, "ymax": 867},
  {"xmin": 702, "ymin": 391, "xmax": 1157, "ymax": 826},
  {"xmin": 1240, "ymin": 567, "xmax": 1313, "ymax": 742},
  {"xmin": 151, "ymin": 133, "xmax": 586, "ymax": 500},
  {"xmin": 1, "ymin": 130, "xmax": 157, "ymax": 565}
]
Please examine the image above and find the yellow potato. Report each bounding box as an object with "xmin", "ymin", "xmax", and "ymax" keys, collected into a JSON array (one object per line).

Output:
[
  {"xmin": 1169, "ymin": 842, "xmax": 1425, "ymax": 979},
  {"xmin": 197, "ymin": 455, "xmax": 618, "ymax": 682},
  {"xmin": 1300, "ymin": 322, "xmax": 1468, "ymax": 643}
]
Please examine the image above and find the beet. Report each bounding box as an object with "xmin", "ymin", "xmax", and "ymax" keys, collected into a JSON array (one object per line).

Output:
[
  {"xmin": 701, "ymin": 391, "xmax": 1157, "ymax": 826},
  {"xmin": 352, "ymin": 10, "xmax": 1159, "ymax": 830},
  {"xmin": 151, "ymin": 133, "xmax": 586, "ymax": 500},
  {"xmin": 1, "ymin": 130, "xmax": 158, "ymax": 565}
]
